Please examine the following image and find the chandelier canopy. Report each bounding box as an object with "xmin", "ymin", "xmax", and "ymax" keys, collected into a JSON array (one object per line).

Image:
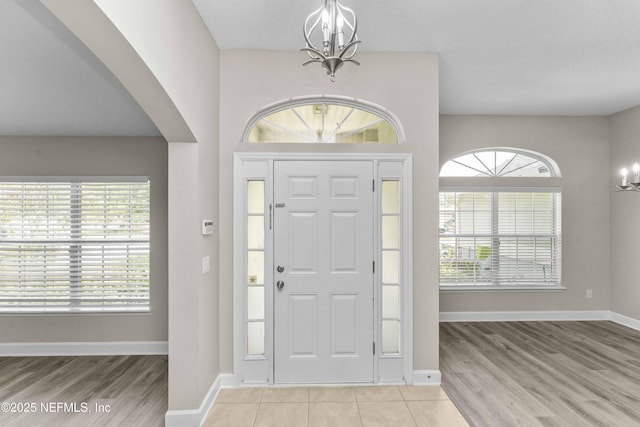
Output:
[{"xmin": 301, "ymin": 0, "xmax": 361, "ymax": 81}]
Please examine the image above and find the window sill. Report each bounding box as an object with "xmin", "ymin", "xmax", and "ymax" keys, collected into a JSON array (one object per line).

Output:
[
  {"xmin": 440, "ymin": 285, "xmax": 566, "ymax": 292},
  {"xmin": 0, "ymin": 307, "xmax": 151, "ymax": 315}
]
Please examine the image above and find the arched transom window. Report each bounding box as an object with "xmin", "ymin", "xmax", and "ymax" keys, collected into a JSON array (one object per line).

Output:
[
  {"xmin": 244, "ymin": 96, "xmax": 403, "ymax": 144},
  {"xmin": 440, "ymin": 148, "xmax": 560, "ymax": 178}
]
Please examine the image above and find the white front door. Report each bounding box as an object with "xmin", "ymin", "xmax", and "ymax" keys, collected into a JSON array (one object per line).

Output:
[{"xmin": 273, "ymin": 160, "xmax": 374, "ymax": 383}]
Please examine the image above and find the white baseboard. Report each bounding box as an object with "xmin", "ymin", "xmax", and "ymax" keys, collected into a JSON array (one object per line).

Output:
[
  {"xmin": 165, "ymin": 373, "xmax": 233, "ymax": 427},
  {"xmin": 164, "ymin": 407, "xmax": 200, "ymax": 427},
  {"xmin": 412, "ymin": 370, "xmax": 441, "ymax": 385},
  {"xmin": 439, "ymin": 310, "xmax": 610, "ymax": 323},
  {"xmin": 609, "ymin": 312, "xmax": 640, "ymax": 331},
  {"xmin": 0, "ymin": 341, "xmax": 168, "ymax": 356},
  {"xmin": 440, "ymin": 310, "xmax": 640, "ymax": 332}
]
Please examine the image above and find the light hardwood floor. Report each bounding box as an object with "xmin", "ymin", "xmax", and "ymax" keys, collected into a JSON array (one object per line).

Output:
[
  {"xmin": 440, "ymin": 321, "xmax": 640, "ymax": 426},
  {"xmin": 4, "ymin": 321, "xmax": 638, "ymax": 426},
  {"xmin": 0, "ymin": 355, "xmax": 167, "ymax": 427}
]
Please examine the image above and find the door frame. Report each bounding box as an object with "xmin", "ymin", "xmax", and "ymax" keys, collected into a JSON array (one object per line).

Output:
[{"xmin": 232, "ymin": 152, "xmax": 413, "ymax": 386}]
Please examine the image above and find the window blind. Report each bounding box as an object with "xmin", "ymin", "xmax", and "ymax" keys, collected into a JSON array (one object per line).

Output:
[
  {"xmin": 439, "ymin": 189, "xmax": 561, "ymax": 287},
  {"xmin": 0, "ymin": 179, "xmax": 150, "ymax": 313}
]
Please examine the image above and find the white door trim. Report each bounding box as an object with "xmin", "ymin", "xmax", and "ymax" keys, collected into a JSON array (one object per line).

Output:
[{"xmin": 232, "ymin": 152, "xmax": 413, "ymax": 386}]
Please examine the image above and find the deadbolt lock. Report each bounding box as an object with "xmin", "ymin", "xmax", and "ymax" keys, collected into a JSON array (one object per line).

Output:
[{"xmin": 277, "ymin": 265, "xmax": 285, "ymax": 273}]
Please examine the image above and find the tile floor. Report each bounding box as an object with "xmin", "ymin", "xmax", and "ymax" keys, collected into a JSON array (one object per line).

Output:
[{"xmin": 202, "ymin": 385, "xmax": 469, "ymax": 427}]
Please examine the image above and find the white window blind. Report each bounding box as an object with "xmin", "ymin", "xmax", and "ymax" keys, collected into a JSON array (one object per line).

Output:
[
  {"xmin": 0, "ymin": 178, "xmax": 150, "ymax": 313},
  {"xmin": 439, "ymin": 189, "xmax": 561, "ymax": 287}
]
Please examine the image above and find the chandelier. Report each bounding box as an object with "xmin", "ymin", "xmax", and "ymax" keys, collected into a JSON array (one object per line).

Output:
[
  {"xmin": 301, "ymin": 0, "xmax": 361, "ymax": 82},
  {"xmin": 618, "ymin": 163, "xmax": 640, "ymax": 191}
]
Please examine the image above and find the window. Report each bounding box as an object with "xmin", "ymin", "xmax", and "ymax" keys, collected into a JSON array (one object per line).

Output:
[
  {"xmin": 440, "ymin": 149, "xmax": 562, "ymax": 289},
  {"xmin": 0, "ymin": 178, "xmax": 150, "ymax": 312},
  {"xmin": 246, "ymin": 179, "xmax": 265, "ymax": 357},
  {"xmin": 381, "ymin": 180, "xmax": 401, "ymax": 354},
  {"xmin": 440, "ymin": 148, "xmax": 559, "ymax": 177},
  {"xmin": 243, "ymin": 96, "xmax": 403, "ymax": 144}
]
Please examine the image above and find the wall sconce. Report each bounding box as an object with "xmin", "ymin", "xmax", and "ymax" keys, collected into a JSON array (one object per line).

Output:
[{"xmin": 618, "ymin": 163, "xmax": 640, "ymax": 191}]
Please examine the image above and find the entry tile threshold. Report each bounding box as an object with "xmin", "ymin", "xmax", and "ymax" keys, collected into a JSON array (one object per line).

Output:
[{"xmin": 202, "ymin": 385, "xmax": 469, "ymax": 427}]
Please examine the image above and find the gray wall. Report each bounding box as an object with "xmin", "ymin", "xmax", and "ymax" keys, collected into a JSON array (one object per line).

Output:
[
  {"xmin": 610, "ymin": 106, "xmax": 640, "ymax": 319},
  {"xmin": 0, "ymin": 136, "xmax": 168, "ymax": 342},
  {"xmin": 440, "ymin": 115, "xmax": 611, "ymax": 313}
]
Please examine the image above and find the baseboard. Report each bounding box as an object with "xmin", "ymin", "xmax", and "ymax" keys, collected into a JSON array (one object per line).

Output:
[
  {"xmin": 164, "ymin": 373, "xmax": 233, "ymax": 427},
  {"xmin": 439, "ymin": 310, "xmax": 610, "ymax": 323},
  {"xmin": 412, "ymin": 370, "xmax": 441, "ymax": 385},
  {"xmin": 0, "ymin": 341, "xmax": 168, "ymax": 356},
  {"xmin": 609, "ymin": 312, "xmax": 640, "ymax": 332},
  {"xmin": 440, "ymin": 310, "xmax": 640, "ymax": 332}
]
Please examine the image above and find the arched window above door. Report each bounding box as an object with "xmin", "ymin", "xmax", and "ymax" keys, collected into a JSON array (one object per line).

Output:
[
  {"xmin": 440, "ymin": 148, "xmax": 561, "ymax": 178},
  {"xmin": 243, "ymin": 96, "xmax": 404, "ymax": 144}
]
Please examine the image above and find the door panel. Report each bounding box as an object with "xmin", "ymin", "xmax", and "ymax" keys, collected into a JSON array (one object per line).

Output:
[
  {"xmin": 288, "ymin": 212, "xmax": 318, "ymax": 273},
  {"xmin": 288, "ymin": 294, "xmax": 318, "ymax": 357},
  {"xmin": 330, "ymin": 211, "xmax": 359, "ymax": 273},
  {"xmin": 274, "ymin": 160, "xmax": 374, "ymax": 383},
  {"xmin": 330, "ymin": 294, "xmax": 358, "ymax": 355}
]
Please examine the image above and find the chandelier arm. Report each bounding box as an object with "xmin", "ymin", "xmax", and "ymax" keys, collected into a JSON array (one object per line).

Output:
[
  {"xmin": 306, "ymin": 48, "xmax": 323, "ymax": 60},
  {"xmin": 303, "ymin": 7, "xmax": 324, "ymax": 51},
  {"xmin": 305, "ymin": 51, "xmax": 323, "ymax": 61},
  {"xmin": 300, "ymin": 47, "xmax": 327, "ymax": 61},
  {"xmin": 336, "ymin": 2, "xmax": 358, "ymax": 46},
  {"xmin": 338, "ymin": 40, "xmax": 361, "ymax": 59},
  {"xmin": 302, "ymin": 59, "xmax": 323, "ymax": 67},
  {"xmin": 342, "ymin": 59, "xmax": 360, "ymax": 66}
]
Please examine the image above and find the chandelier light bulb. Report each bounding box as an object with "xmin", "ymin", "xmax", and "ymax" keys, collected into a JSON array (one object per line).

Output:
[
  {"xmin": 336, "ymin": 13, "xmax": 345, "ymax": 48},
  {"xmin": 321, "ymin": 9, "xmax": 331, "ymax": 49},
  {"xmin": 301, "ymin": 0, "xmax": 361, "ymax": 82},
  {"xmin": 621, "ymin": 167, "xmax": 629, "ymax": 187}
]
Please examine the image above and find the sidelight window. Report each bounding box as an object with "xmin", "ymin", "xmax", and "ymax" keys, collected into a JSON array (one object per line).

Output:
[
  {"xmin": 381, "ymin": 180, "xmax": 401, "ymax": 355},
  {"xmin": 246, "ymin": 180, "xmax": 266, "ymax": 356}
]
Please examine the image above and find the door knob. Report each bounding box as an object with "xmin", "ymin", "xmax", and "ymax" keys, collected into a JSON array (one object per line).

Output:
[
  {"xmin": 276, "ymin": 280, "xmax": 285, "ymax": 290},
  {"xmin": 277, "ymin": 265, "xmax": 285, "ymax": 273}
]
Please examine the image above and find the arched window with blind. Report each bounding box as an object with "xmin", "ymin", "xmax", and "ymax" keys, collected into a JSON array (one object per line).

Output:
[{"xmin": 439, "ymin": 148, "xmax": 562, "ymax": 290}]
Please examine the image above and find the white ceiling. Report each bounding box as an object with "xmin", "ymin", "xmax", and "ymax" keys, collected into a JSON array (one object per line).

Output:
[
  {"xmin": 3, "ymin": 0, "xmax": 640, "ymax": 137},
  {"xmin": 195, "ymin": 0, "xmax": 640, "ymax": 116},
  {"xmin": 0, "ymin": 0, "xmax": 159, "ymax": 136}
]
